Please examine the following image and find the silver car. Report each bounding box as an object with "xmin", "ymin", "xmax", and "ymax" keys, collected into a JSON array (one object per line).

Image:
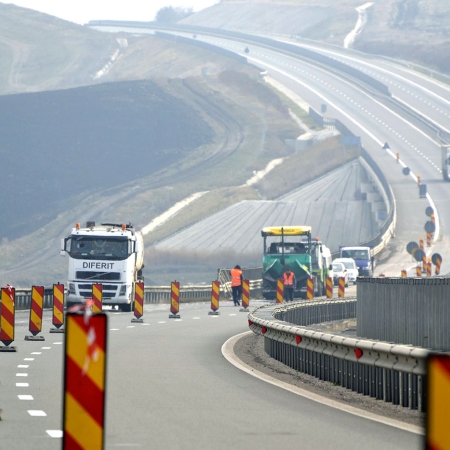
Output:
[{"xmin": 332, "ymin": 262, "xmax": 349, "ymax": 287}]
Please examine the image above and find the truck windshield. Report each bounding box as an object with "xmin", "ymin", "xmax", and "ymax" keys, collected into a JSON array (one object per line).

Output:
[
  {"xmin": 341, "ymin": 249, "xmax": 369, "ymax": 260},
  {"xmin": 67, "ymin": 236, "xmax": 129, "ymax": 260}
]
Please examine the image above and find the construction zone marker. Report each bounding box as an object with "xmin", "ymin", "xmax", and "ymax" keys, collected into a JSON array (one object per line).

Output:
[
  {"xmin": 25, "ymin": 285, "xmax": 45, "ymax": 341},
  {"xmin": 208, "ymin": 281, "xmax": 220, "ymax": 315},
  {"xmin": 0, "ymin": 286, "xmax": 17, "ymax": 352},
  {"xmin": 401, "ymin": 270, "xmax": 407, "ymax": 278},
  {"xmin": 240, "ymin": 279, "xmax": 250, "ymax": 312},
  {"xmin": 416, "ymin": 266, "xmax": 422, "ymax": 277},
  {"xmin": 132, "ymin": 282, "xmax": 144, "ymax": 323},
  {"xmin": 50, "ymin": 283, "xmax": 65, "ymax": 333},
  {"xmin": 276, "ymin": 279, "xmax": 284, "ymax": 304},
  {"xmin": 306, "ymin": 278, "xmax": 314, "ymax": 300},
  {"xmin": 338, "ymin": 277, "xmax": 345, "ymax": 298},
  {"xmin": 63, "ymin": 313, "xmax": 107, "ymax": 450},
  {"xmin": 92, "ymin": 284, "xmax": 103, "ymax": 314},
  {"xmin": 169, "ymin": 281, "xmax": 180, "ymax": 319},
  {"xmin": 326, "ymin": 277, "xmax": 333, "ymax": 299}
]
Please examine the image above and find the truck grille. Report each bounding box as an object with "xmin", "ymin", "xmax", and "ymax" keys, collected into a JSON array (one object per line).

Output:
[{"xmin": 76, "ymin": 271, "xmax": 121, "ymax": 281}]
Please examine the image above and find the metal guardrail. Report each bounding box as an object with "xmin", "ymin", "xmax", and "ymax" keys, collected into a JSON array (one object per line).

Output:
[
  {"xmin": 249, "ymin": 299, "xmax": 430, "ymax": 411},
  {"xmin": 4, "ymin": 282, "xmax": 263, "ymax": 310}
]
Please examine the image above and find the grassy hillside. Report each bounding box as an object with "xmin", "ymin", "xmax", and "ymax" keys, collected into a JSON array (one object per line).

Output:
[
  {"xmin": 0, "ymin": 3, "xmax": 119, "ymax": 94},
  {"xmin": 187, "ymin": 0, "xmax": 450, "ymax": 75}
]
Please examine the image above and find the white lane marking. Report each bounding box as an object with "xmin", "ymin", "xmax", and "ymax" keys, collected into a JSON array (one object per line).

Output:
[
  {"xmin": 127, "ymin": 326, "xmax": 135, "ymax": 328},
  {"xmin": 18, "ymin": 365, "xmax": 29, "ymax": 368},
  {"xmin": 24, "ymin": 358, "xmax": 34, "ymax": 361},
  {"xmin": 18, "ymin": 395, "xmax": 33, "ymax": 400},
  {"xmin": 193, "ymin": 317, "xmax": 201, "ymax": 320},
  {"xmin": 174, "ymin": 319, "xmax": 182, "ymax": 322},
  {"xmin": 210, "ymin": 316, "xmax": 219, "ymax": 318},
  {"xmin": 16, "ymin": 383, "xmax": 29, "ymax": 387},
  {"xmin": 229, "ymin": 314, "xmax": 237, "ymax": 316},
  {"xmin": 16, "ymin": 373, "xmax": 28, "ymax": 377},
  {"xmin": 247, "ymin": 56, "xmax": 441, "ymax": 237},
  {"xmin": 158, "ymin": 321, "xmax": 166, "ymax": 324},
  {"xmin": 54, "ymin": 342, "xmax": 63, "ymax": 345},
  {"xmin": 142, "ymin": 323, "xmax": 150, "ymax": 326},
  {"xmin": 222, "ymin": 331, "xmax": 423, "ymax": 435},
  {"xmin": 42, "ymin": 347, "xmax": 51, "ymax": 350},
  {"xmin": 28, "ymin": 410, "xmax": 46, "ymax": 416},
  {"xmin": 47, "ymin": 430, "xmax": 63, "ymax": 438},
  {"xmin": 110, "ymin": 328, "xmax": 120, "ymax": 331},
  {"xmin": 31, "ymin": 352, "xmax": 42, "ymax": 355}
]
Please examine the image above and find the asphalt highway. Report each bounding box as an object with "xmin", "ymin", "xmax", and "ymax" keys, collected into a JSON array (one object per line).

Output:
[{"xmin": 0, "ymin": 301, "xmax": 421, "ymax": 449}]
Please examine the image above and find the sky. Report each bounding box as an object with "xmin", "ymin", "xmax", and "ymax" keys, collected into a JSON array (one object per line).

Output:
[{"xmin": 4, "ymin": 1, "xmax": 220, "ymax": 24}]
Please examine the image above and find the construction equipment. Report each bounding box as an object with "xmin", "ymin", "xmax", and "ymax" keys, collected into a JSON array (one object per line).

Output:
[{"xmin": 261, "ymin": 226, "xmax": 331, "ymax": 299}]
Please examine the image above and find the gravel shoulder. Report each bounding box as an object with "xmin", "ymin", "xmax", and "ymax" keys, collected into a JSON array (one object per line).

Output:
[{"xmin": 233, "ymin": 332, "xmax": 425, "ymax": 429}]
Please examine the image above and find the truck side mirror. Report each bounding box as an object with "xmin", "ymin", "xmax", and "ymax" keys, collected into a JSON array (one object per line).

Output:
[
  {"xmin": 60, "ymin": 238, "xmax": 66, "ymax": 256},
  {"xmin": 134, "ymin": 239, "xmax": 141, "ymax": 254}
]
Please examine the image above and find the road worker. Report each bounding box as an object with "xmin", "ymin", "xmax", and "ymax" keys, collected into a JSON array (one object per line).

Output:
[
  {"xmin": 230, "ymin": 265, "xmax": 243, "ymax": 306},
  {"xmin": 283, "ymin": 267, "xmax": 295, "ymax": 302}
]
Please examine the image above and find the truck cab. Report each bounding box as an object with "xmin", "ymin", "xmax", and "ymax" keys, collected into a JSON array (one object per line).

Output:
[
  {"xmin": 339, "ymin": 246, "xmax": 374, "ymax": 277},
  {"xmin": 61, "ymin": 222, "xmax": 144, "ymax": 311}
]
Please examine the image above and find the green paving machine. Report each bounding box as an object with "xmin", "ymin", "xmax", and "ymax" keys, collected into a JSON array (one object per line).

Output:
[{"xmin": 261, "ymin": 226, "xmax": 332, "ymax": 299}]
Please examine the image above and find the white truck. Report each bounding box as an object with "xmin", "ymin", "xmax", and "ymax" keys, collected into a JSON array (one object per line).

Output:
[{"xmin": 61, "ymin": 221, "xmax": 144, "ymax": 311}]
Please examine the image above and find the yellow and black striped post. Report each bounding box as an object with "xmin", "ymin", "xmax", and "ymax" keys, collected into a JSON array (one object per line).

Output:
[
  {"xmin": 326, "ymin": 277, "xmax": 333, "ymax": 299},
  {"xmin": 132, "ymin": 282, "xmax": 144, "ymax": 323},
  {"xmin": 240, "ymin": 280, "xmax": 250, "ymax": 311},
  {"xmin": 306, "ymin": 278, "xmax": 314, "ymax": 300},
  {"xmin": 420, "ymin": 236, "xmax": 424, "ymax": 251},
  {"xmin": 50, "ymin": 283, "xmax": 65, "ymax": 333},
  {"xmin": 338, "ymin": 277, "xmax": 345, "ymax": 298},
  {"xmin": 416, "ymin": 265, "xmax": 422, "ymax": 277},
  {"xmin": 276, "ymin": 279, "xmax": 284, "ymax": 304},
  {"xmin": 427, "ymin": 258, "xmax": 432, "ymax": 277},
  {"xmin": 427, "ymin": 232, "xmax": 432, "ymax": 247},
  {"xmin": 25, "ymin": 286, "xmax": 45, "ymax": 341},
  {"xmin": 208, "ymin": 281, "xmax": 220, "ymax": 315},
  {"xmin": 169, "ymin": 281, "xmax": 180, "ymax": 319},
  {"xmin": 63, "ymin": 313, "xmax": 107, "ymax": 450},
  {"xmin": 436, "ymin": 257, "xmax": 442, "ymax": 276},
  {"xmin": 92, "ymin": 284, "xmax": 103, "ymax": 314},
  {"xmin": 401, "ymin": 270, "xmax": 407, "ymax": 278},
  {"xmin": 0, "ymin": 287, "xmax": 17, "ymax": 352}
]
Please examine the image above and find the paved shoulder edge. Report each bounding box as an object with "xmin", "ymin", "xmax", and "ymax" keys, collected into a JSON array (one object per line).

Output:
[{"xmin": 221, "ymin": 331, "xmax": 424, "ymax": 436}]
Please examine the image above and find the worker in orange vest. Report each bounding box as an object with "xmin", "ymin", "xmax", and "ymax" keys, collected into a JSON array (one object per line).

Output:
[
  {"xmin": 230, "ymin": 265, "xmax": 243, "ymax": 306},
  {"xmin": 283, "ymin": 267, "xmax": 296, "ymax": 302}
]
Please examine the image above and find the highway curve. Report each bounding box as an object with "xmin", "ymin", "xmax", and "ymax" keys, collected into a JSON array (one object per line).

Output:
[{"xmin": 0, "ymin": 301, "xmax": 421, "ymax": 449}]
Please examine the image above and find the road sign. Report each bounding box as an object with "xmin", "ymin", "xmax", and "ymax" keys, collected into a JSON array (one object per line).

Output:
[
  {"xmin": 413, "ymin": 249, "xmax": 425, "ymax": 262},
  {"xmin": 425, "ymin": 221, "xmax": 436, "ymax": 233},
  {"xmin": 406, "ymin": 241, "xmax": 419, "ymax": 255},
  {"xmin": 402, "ymin": 167, "xmax": 411, "ymax": 176},
  {"xmin": 432, "ymin": 253, "xmax": 442, "ymax": 265},
  {"xmin": 426, "ymin": 206, "xmax": 434, "ymax": 217}
]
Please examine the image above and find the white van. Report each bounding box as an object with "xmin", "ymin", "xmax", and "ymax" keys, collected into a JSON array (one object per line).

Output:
[{"xmin": 333, "ymin": 258, "xmax": 358, "ymax": 284}]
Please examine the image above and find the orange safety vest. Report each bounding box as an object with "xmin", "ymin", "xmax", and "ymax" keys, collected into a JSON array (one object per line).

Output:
[
  {"xmin": 230, "ymin": 268, "xmax": 243, "ymax": 286},
  {"xmin": 283, "ymin": 272, "xmax": 294, "ymax": 286}
]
